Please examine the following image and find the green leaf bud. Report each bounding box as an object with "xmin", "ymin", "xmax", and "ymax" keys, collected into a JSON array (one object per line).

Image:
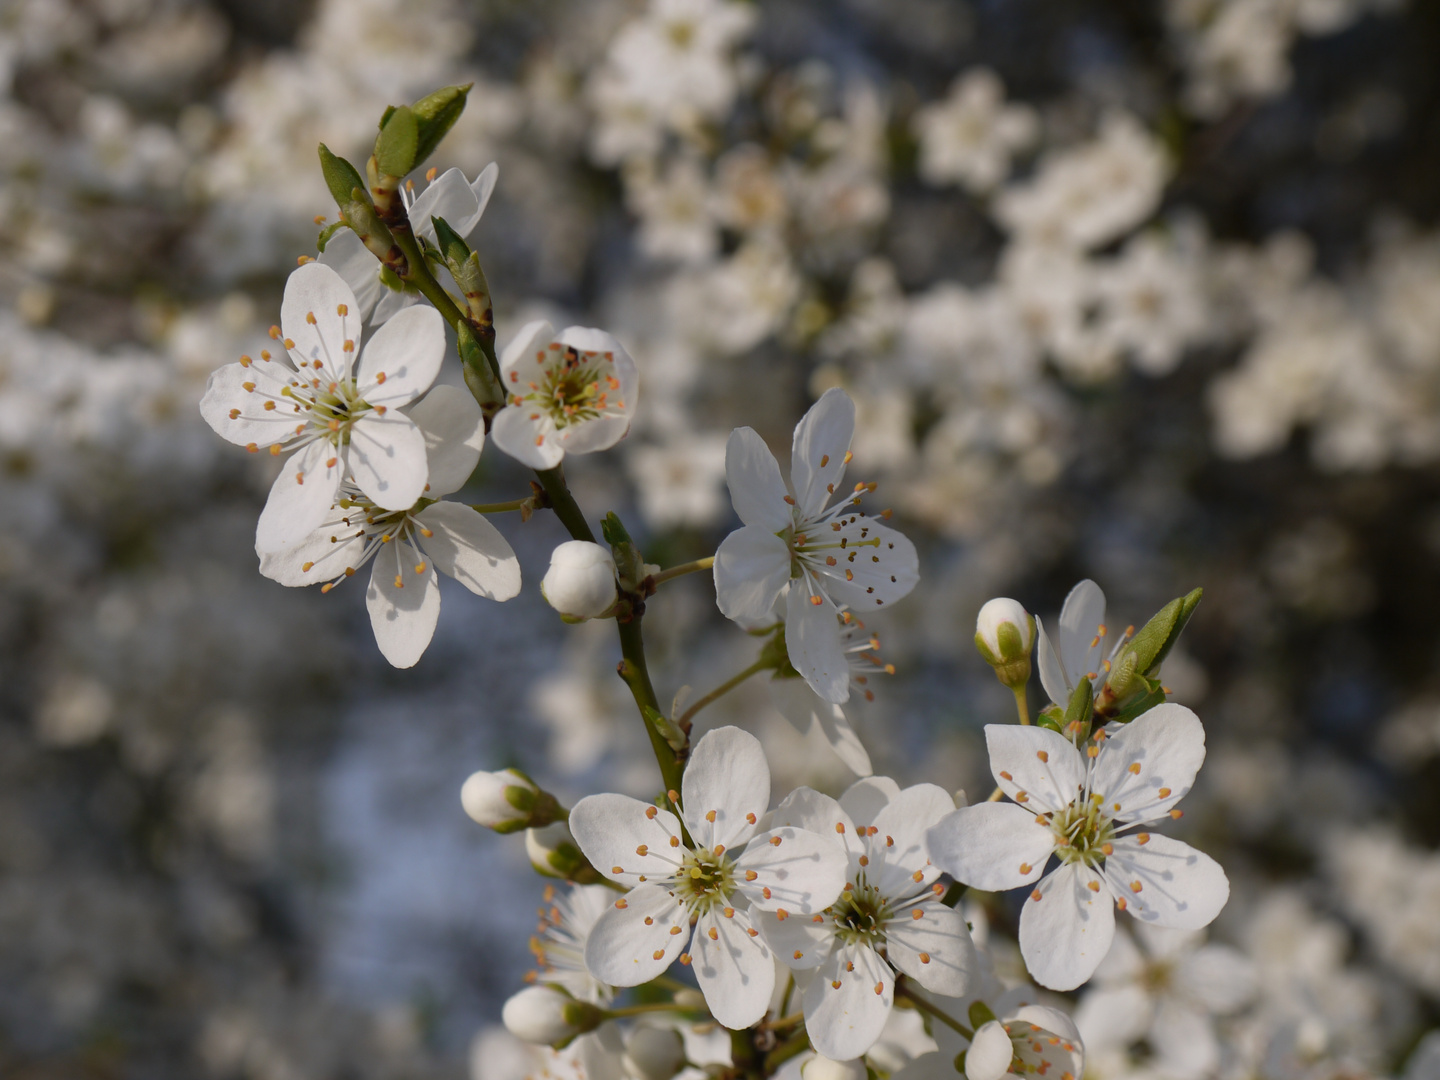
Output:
[
  {"xmin": 318, "ymin": 144, "xmax": 367, "ymax": 209},
  {"xmin": 411, "ymin": 83, "xmax": 471, "ymax": 168},
  {"xmin": 374, "ymin": 103, "xmax": 419, "ymax": 179}
]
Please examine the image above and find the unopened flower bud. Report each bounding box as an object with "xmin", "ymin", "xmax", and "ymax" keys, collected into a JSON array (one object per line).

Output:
[
  {"xmin": 803, "ymin": 1056, "xmax": 869, "ymax": 1080},
  {"xmin": 461, "ymin": 768, "xmax": 539, "ymax": 833},
  {"xmin": 526, "ymin": 821, "xmax": 595, "ymax": 882},
  {"xmin": 975, "ymin": 598, "xmax": 1034, "ymax": 691},
  {"xmin": 541, "ymin": 541, "xmax": 618, "ymax": 621},
  {"xmin": 623, "ymin": 1026, "xmax": 686, "ymax": 1080},
  {"xmin": 502, "ymin": 985, "xmax": 602, "ymax": 1046}
]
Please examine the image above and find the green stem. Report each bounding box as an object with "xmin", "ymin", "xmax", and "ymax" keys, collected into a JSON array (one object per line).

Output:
[
  {"xmin": 729, "ymin": 1029, "xmax": 762, "ymax": 1080},
  {"xmin": 1013, "ymin": 684, "xmax": 1030, "ymax": 726},
  {"xmin": 762, "ymin": 1029, "xmax": 812, "ymax": 1074},
  {"xmin": 650, "ymin": 555, "xmax": 716, "ymax": 588},
  {"xmin": 604, "ymin": 1002, "xmax": 692, "ymax": 1019},
  {"xmin": 535, "ymin": 465, "xmax": 596, "ymax": 543},
  {"xmin": 617, "ymin": 615, "xmax": 684, "ymax": 796},
  {"xmin": 898, "ymin": 983, "xmax": 973, "ymax": 1040},
  {"xmin": 676, "ymin": 658, "xmax": 770, "ymax": 731},
  {"xmin": 760, "ymin": 1010, "xmax": 804, "ymax": 1031},
  {"xmin": 471, "ymin": 498, "xmax": 531, "ymax": 514}
]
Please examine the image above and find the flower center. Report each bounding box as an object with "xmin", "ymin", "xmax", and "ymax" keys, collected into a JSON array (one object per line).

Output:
[
  {"xmin": 1050, "ymin": 796, "xmax": 1115, "ymax": 868},
  {"xmin": 522, "ymin": 346, "xmax": 622, "ymax": 429},
  {"xmin": 830, "ymin": 879, "xmax": 889, "ymax": 947},
  {"xmin": 673, "ymin": 848, "xmax": 734, "ymax": 914}
]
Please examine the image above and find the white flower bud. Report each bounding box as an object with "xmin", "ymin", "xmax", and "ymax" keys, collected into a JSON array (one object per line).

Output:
[
  {"xmin": 526, "ymin": 821, "xmax": 583, "ymax": 878},
  {"xmin": 541, "ymin": 541, "xmax": 618, "ymax": 620},
  {"xmin": 975, "ymin": 597, "xmax": 1035, "ymax": 692},
  {"xmin": 965, "ymin": 1020, "xmax": 1016, "ymax": 1080},
  {"xmin": 501, "ymin": 985, "xmax": 601, "ymax": 1046},
  {"xmin": 802, "ymin": 1056, "xmax": 869, "ymax": 1080},
  {"xmin": 623, "ymin": 1026, "xmax": 686, "ymax": 1080},
  {"xmin": 461, "ymin": 768, "xmax": 538, "ymax": 832}
]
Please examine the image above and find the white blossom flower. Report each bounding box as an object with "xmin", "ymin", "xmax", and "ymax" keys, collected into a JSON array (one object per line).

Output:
[
  {"xmin": 532, "ymin": 883, "xmax": 618, "ymax": 1005},
  {"xmin": 1074, "ymin": 924, "xmax": 1256, "ymax": 1080},
  {"xmin": 966, "ymin": 1006, "xmax": 1085, "ymax": 1080},
  {"xmin": 200, "ymin": 261, "xmax": 445, "ymax": 553},
  {"xmin": 713, "ymin": 388, "xmax": 919, "ymax": 703},
  {"xmin": 912, "ymin": 70, "xmax": 1037, "ymax": 193},
  {"xmin": 568, "ymin": 726, "xmax": 848, "ymax": 1029},
  {"xmin": 1035, "ymin": 579, "xmax": 1124, "ymax": 709},
  {"xmin": 256, "ymin": 384, "xmax": 521, "ymax": 667},
  {"xmin": 760, "ymin": 777, "xmax": 978, "ymax": 1060},
  {"xmin": 491, "ymin": 322, "xmax": 640, "ymax": 470},
  {"xmin": 405, "ymin": 163, "xmax": 499, "ymax": 248},
  {"xmin": 926, "ymin": 705, "xmax": 1230, "ymax": 991}
]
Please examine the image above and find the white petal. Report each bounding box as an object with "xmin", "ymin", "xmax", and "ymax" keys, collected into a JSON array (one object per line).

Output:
[
  {"xmin": 255, "ymin": 439, "xmax": 343, "ymax": 553},
  {"xmin": 1009, "ymin": 1008, "xmax": 1085, "ymax": 1080},
  {"xmin": 1011, "ymin": 1005, "xmax": 1083, "ymax": 1050},
  {"xmin": 584, "ymin": 884, "xmax": 690, "ymax": 987},
  {"xmin": 348, "ymin": 412, "xmax": 429, "ymax": 511},
  {"xmin": 547, "ymin": 326, "xmax": 639, "ymax": 456},
  {"xmin": 682, "ymin": 726, "xmax": 769, "ymax": 851},
  {"xmin": 1091, "ymin": 703, "xmax": 1206, "ymax": 826},
  {"xmin": 1179, "ymin": 944, "xmax": 1256, "ymax": 1013},
  {"xmin": 767, "ymin": 678, "xmax": 872, "ymax": 777},
  {"xmin": 409, "ymin": 384, "xmax": 484, "ymax": 496},
  {"xmin": 733, "ymin": 826, "xmax": 847, "ymax": 914},
  {"xmin": 499, "ymin": 319, "xmax": 556, "ymax": 383},
  {"xmin": 789, "ymin": 388, "xmax": 855, "ymax": 520},
  {"xmin": 758, "ymin": 906, "xmax": 834, "ymax": 971},
  {"xmin": 1057, "ymin": 579, "xmax": 1107, "ymax": 689},
  {"xmin": 810, "ymin": 519, "xmax": 918, "ymax": 613},
  {"xmin": 281, "ymin": 262, "xmax": 361, "ymax": 384},
  {"xmin": 885, "ymin": 899, "xmax": 976, "ymax": 996},
  {"xmin": 491, "ymin": 405, "xmax": 563, "ymax": 470},
  {"xmin": 868, "ymin": 784, "xmax": 955, "ymax": 898},
  {"xmin": 772, "ymin": 786, "xmax": 864, "ymax": 864},
  {"xmin": 199, "ymin": 362, "xmax": 296, "ymax": 448},
  {"xmin": 408, "ymin": 167, "xmax": 481, "ymax": 246},
  {"xmin": 471, "ymin": 163, "xmax": 499, "ymax": 220},
  {"xmin": 568, "ymin": 793, "xmax": 687, "ymax": 889},
  {"xmin": 1131, "ymin": 921, "xmax": 1201, "ymax": 962},
  {"xmin": 318, "ymin": 228, "xmax": 387, "ymax": 320},
  {"xmin": 1103, "ymin": 833, "xmax": 1228, "ymax": 931},
  {"xmin": 371, "ymin": 284, "xmax": 417, "ymax": 324},
  {"xmin": 984, "ymin": 724, "xmax": 1084, "ymax": 815},
  {"xmin": 365, "ymin": 550, "xmax": 440, "ymax": 668},
  {"xmin": 926, "ymin": 803, "xmax": 1055, "ymax": 892},
  {"xmin": 415, "ymin": 502, "xmax": 521, "ymax": 600},
  {"xmin": 786, "ymin": 587, "xmax": 849, "ymax": 704},
  {"xmin": 838, "ymin": 777, "xmax": 902, "ymax": 826},
  {"xmin": 1149, "ymin": 999, "xmax": 1217, "ymax": 1080},
  {"xmin": 725, "ymin": 427, "xmax": 792, "ymax": 532},
  {"xmin": 257, "ymin": 511, "xmax": 364, "ymax": 586},
  {"xmin": 1074, "ymin": 983, "xmax": 1152, "ymax": 1052},
  {"xmin": 692, "ymin": 906, "xmax": 775, "ymax": 1030},
  {"xmin": 1035, "ymin": 617, "xmax": 1070, "ymax": 706},
  {"xmin": 356, "ymin": 304, "xmax": 445, "ymax": 409},
  {"xmin": 1091, "ymin": 924, "xmax": 1146, "ymax": 983},
  {"xmin": 1019, "ymin": 862, "xmax": 1116, "ymax": 991},
  {"xmin": 802, "ymin": 943, "xmax": 893, "ymax": 1062},
  {"xmin": 714, "ymin": 527, "xmax": 792, "ymax": 623},
  {"xmin": 965, "ymin": 1020, "xmax": 1014, "ymax": 1080}
]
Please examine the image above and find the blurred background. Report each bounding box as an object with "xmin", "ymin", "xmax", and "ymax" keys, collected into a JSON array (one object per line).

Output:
[{"xmin": 4, "ymin": 0, "xmax": 1440, "ymax": 1076}]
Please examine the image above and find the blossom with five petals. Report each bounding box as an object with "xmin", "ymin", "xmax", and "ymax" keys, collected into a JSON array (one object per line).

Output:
[
  {"xmin": 713, "ymin": 388, "xmax": 918, "ymax": 703},
  {"xmin": 761, "ymin": 777, "xmax": 979, "ymax": 1060},
  {"xmin": 200, "ymin": 262, "xmax": 445, "ymax": 552},
  {"xmin": 490, "ymin": 321, "xmax": 640, "ymax": 470},
  {"xmin": 1035, "ymin": 579, "xmax": 1128, "ymax": 708},
  {"xmin": 257, "ymin": 385, "xmax": 520, "ymax": 667},
  {"xmin": 568, "ymin": 726, "xmax": 847, "ymax": 1029},
  {"xmin": 926, "ymin": 704, "xmax": 1229, "ymax": 991}
]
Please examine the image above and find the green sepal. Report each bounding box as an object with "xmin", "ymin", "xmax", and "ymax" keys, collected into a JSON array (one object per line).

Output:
[
  {"xmin": 433, "ymin": 215, "xmax": 494, "ymax": 326},
  {"xmin": 316, "ymin": 220, "xmax": 347, "ymax": 253},
  {"xmin": 968, "ymin": 1000, "xmax": 997, "ymax": 1030},
  {"xmin": 375, "ymin": 104, "xmax": 419, "ymax": 178},
  {"xmin": 1063, "ymin": 676, "xmax": 1094, "ymax": 741},
  {"xmin": 457, "ymin": 320, "xmax": 504, "ymax": 418},
  {"xmin": 600, "ymin": 511, "xmax": 632, "ymax": 548},
  {"xmin": 318, "ymin": 144, "xmax": 367, "ymax": 209},
  {"xmin": 1108, "ymin": 676, "xmax": 1169, "ymax": 725},
  {"xmin": 411, "ymin": 83, "xmax": 471, "ymax": 167},
  {"xmin": 1036, "ymin": 704, "xmax": 1065, "ymax": 733},
  {"xmin": 1114, "ymin": 587, "xmax": 1203, "ymax": 693},
  {"xmin": 431, "ymin": 213, "xmax": 471, "ymax": 267}
]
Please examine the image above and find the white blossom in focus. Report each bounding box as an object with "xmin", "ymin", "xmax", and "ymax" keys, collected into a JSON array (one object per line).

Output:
[
  {"xmin": 713, "ymin": 388, "xmax": 919, "ymax": 703},
  {"xmin": 491, "ymin": 322, "xmax": 639, "ymax": 470},
  {"xmin": 761, "ymin": 777, "xmax": 978, "ymax": 1060},
  {"xmin": 568, "ymin": 726, "xmax": 848, "ymax": 1029},
  {"xmin": 256, "ymin": 385, "xmax": 521, "ymax": 667},
  {"xmin": 927, "ymin": 705, "xmax": 1230, "ymax": 990},
  {"xmin": 200, "ymin": 262, "xmax": 446, "ymax": 552}
]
